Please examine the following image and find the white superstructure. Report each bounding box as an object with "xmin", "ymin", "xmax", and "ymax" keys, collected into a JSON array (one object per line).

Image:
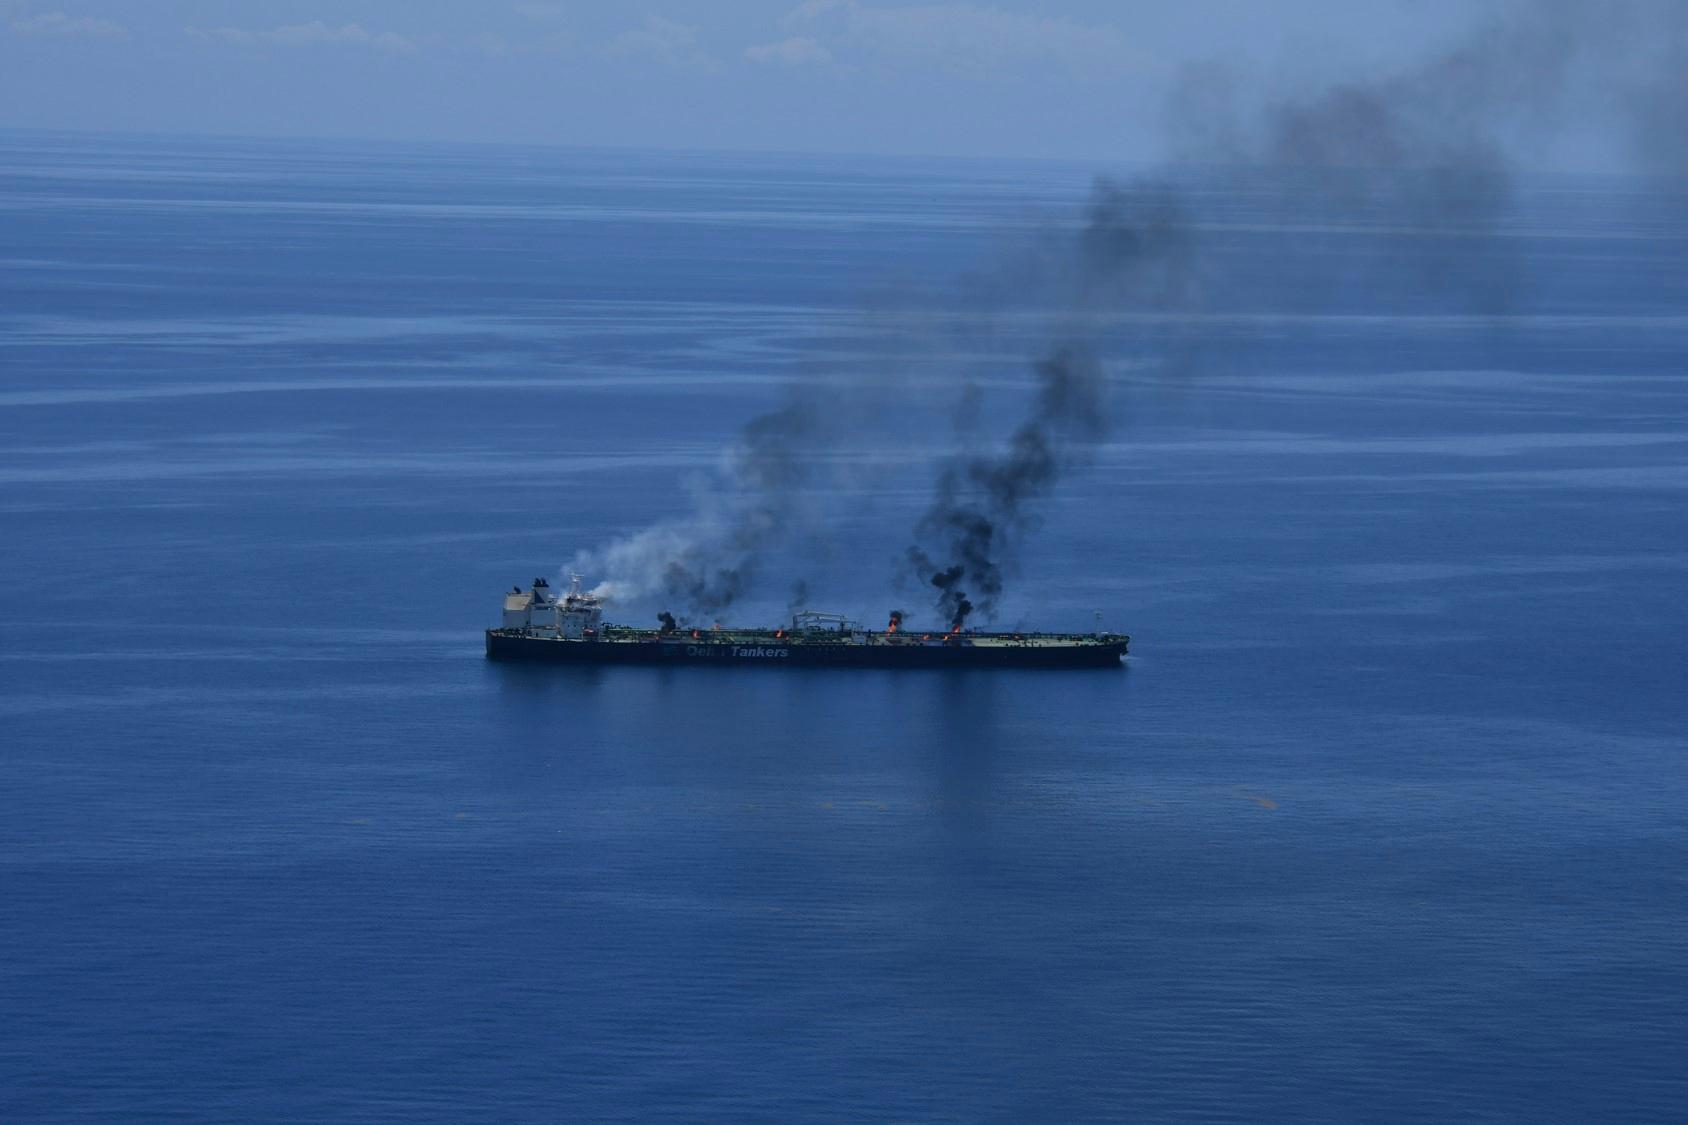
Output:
[{"xmin": 500, "ymin": 575, "xmax": 603, "ymax": 638}]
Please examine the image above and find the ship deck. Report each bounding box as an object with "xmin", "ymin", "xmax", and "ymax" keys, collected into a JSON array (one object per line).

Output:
[
  {"xmin": 493, "ymin": 625, "xmax": 1126, "ymax": 649},
  {"xmin": 486, "ymin": 625, "xmax": 1128, "ymax": 668},
  {"xmin": 611, "ymin": 627, "xmax": 1122, "ymax": 647}
]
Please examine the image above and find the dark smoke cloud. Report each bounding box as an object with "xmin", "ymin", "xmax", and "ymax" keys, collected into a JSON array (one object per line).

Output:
[
  {"xmin": 575, "ymin": 181, "xmax": 1193, "ymax": 622},
  {"xmin": 1619, "ymin": 2, "xmax": 1688, "ymax": 178},
  {"xmin": 900, "ymin": 0, "xmax": 1688, "ymax": 628},
  {"xmin": 919, "ymin": 563, "xmax": 973, "ymax": 630},
  {"xmin": 575, "ymin": 0, "xmax": 1685, "ymax": 625},
  {"xmin": 1165, "ymin": 0, "xmax": 1688, "ymax": 318},
  {"xmin": 572, "ymin": 387, "xmax": 859, "ymax": 614},
  {"xmin": 1172, "ymin": 2, "xmax": 1591, "ymax": 172},
  {"xmin": 904, "ymin": 183, "xmax": 1196, "ymax": 628},
  {"xmin": 654, "ymin": 394, "xmax": 824, "ymax": 614},
  {"xmin": 657, "ymin": 611, "xmax": 678, "ymax": 634},
  {"xmin": 1168, "ymin": 1, "xmax": 1688, "ymax": 297}
]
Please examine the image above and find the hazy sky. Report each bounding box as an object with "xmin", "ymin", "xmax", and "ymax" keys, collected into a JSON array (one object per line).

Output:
[{"xmin": 0, "ymin": 1, "xmax": 1598, "ymax": 161}]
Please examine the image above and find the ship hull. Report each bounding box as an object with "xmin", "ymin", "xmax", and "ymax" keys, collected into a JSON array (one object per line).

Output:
[{"xmin": 485, "ymin": 629, "xmax": 1125, "ymax": 669}]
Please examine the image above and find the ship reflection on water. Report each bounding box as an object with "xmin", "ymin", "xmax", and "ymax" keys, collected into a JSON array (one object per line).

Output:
[{"xmin": 483, "ymin": 659, "xmax": 1131, "ymax": 852}]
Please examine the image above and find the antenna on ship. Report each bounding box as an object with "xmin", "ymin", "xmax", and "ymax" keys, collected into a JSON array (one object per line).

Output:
[
  {"xmin": 1094, "ymin": 610, "xmax": 1104, "ymax": 637},
  {"xmin": 568, "ymin": 573, "xmax": 584, "ymax": 600}
]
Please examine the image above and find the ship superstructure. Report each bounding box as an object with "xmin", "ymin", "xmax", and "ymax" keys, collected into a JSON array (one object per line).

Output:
[
  {"xmin": 501, "ymin": 575, "xmax": 604, "ymax": 638},
  {"xmin": 487, "ymin": 576, "xmax": 1128, "ymax": 669}
]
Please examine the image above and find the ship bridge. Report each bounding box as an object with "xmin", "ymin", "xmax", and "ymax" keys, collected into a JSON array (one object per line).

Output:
[{"xmin": 502, "ymin": 574, "xmax": 603, "ymax": 639}]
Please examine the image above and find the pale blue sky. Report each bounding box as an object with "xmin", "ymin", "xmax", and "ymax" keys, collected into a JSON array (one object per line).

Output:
[{"xmin": 0, "ymin": 1, "xmax": 1636, "ymax": 163}]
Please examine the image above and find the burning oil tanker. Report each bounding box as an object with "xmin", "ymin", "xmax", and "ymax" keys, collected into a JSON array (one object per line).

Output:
[{"xmin": 486, "ymin": 576, "xmax": 1128, "ymax": 669}]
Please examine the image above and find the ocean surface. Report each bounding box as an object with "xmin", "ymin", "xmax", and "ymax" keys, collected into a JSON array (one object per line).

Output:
[{"xmin": 2, "ymin": 130, "xmax": 1685, "ymax": 1122}]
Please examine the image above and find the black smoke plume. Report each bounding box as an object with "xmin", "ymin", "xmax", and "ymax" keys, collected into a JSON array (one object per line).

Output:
[
  {"xmin": 919, "ymin": 563, "xmax": 975, "ymax": 630},
  {"xmin": 657, "ymin": 611, "xmax": 678, "ymax": 634},
  {"xmin": 574, "ymin": 1, "xmax": 1684, "ymax": 624},
  {"xmin": 1612, "ymin": 2, "xmax": 1688, "ymax": 178},
  {"xmin": 1165, "ymin": 0, "xmax": 1688, "ymax": 313},
  {"xmin": 571, "ymin": 388, "xmax": 853, "ymax": 615},
  {"xmin": 573, "ymin": 174, "xmax": 1196, "ymax": 622},
  {"xmin": 905, "ymin": 185, "xmax": 1195, "ymax": 627}
]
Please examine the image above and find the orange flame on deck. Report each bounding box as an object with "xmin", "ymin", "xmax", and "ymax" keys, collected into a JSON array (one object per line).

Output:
[
  {"xmin": 775, "ymin": 629, "xmax": 785, "ymax": 638},
  {"xmin": 691, "ymin": 629, "xmax": 700, "ymax": 639},
  {"xmin": 887, "ymin": 619, "xmax": 899, "ymax": 634}
]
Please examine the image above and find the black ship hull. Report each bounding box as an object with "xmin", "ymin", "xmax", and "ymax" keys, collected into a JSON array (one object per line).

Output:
[{"xmin": 485, "ymin": 629, "xmax": 1126, "ymax": 669}]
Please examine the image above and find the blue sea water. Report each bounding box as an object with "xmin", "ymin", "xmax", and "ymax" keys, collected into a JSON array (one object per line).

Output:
[{"xmin": 2, "ymin": 130, "xmax": 1686, "ymax": 1122}]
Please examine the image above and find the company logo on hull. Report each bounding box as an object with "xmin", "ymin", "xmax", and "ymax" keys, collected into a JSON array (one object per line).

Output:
[{"xmin": 682, "ymin": 645, "xmax": 790, "ymax": 658}]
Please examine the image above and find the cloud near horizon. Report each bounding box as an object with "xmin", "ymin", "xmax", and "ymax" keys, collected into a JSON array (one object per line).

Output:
[
  {"xmin": 184, "ymin": 21, "xmax": 416, "ymax": 53},
  {"xmin": 512, "ymin": 1, "xmax": 566, "ymax": 20},
  {"xmin": 11, "ymin": 10, "xmax": 126, "ymax": 38},
  {"xmin": 604, "ymin": 15, "xmax": 716, "ymax": 70},
  {"xmin": 781, "ymin": 0, "xmax": 1150, "ymax": 77},
  {"xmin": 7, "ymin": 0, "xmax": 1569, "ymax": 164},
  {"xmin": 744, "ymin": 36, "xmax": 833, "ymax": 68}
]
